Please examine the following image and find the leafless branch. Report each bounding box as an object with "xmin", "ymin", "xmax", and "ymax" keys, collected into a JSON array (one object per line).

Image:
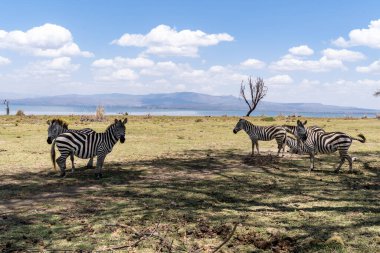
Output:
[
  {"xmin": 212, "ymin": 222, "xmax": 239, "ymax": 253},
  {"xmin": 240, "ymin": 77, "xmax": 267, "ymax": 116}
]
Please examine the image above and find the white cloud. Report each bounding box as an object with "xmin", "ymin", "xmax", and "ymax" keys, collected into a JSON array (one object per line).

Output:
[
  {"xmin": 13, "ymin": 57, "xmax": 80, "ymax": 80},
  {"xmin": 0, "ymin": 56, "xmax": 10, "ymax": 66},
  {"xmin": 357, "ymin": 79, "xmax": 380, "ymax": 85},
  {"xmin": 322, "ymin": 48, "xmax": 365, "ymax": 62},
  {"xmin": 270, "ymin": 54, "xmax": 345, "ymax": 72},
  {"xmin": 333, "ymin": 19, "xmax": 380, "ymax": 48},
  {"xmin": 356, "ymin": 60, "xmax": 380, "ymax": 73},
  {"xmin": 111, "ymin": 24, "xmax": 234, "ymax": 57},
  {"xmin": 289, "ymin": 45, "xmax": 314, "ymax": 56},
  {"xmin": 0, "ymin": 23, "xmax": 93, "ymax": 57},
  {"xmin": 267, "ymin": 74, "xmax": 293, "ymax": 85},
  {"xmin": 240, "ymin": 58, "xmax": 266, "ymax": 69},
  {"xmin": 92, "ymin": 57, "xmax": 154, "ymax": 68}
]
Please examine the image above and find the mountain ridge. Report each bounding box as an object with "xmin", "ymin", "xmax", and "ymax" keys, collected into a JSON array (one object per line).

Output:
[{"xmin": 7, "ymin": 92, "xmax": 379, "ymax": 114}]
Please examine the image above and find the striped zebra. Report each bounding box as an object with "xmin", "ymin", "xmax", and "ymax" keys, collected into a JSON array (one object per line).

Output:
[
  {"xmin": 233, "ymin": 118, "xmax": 287, "ymax": 156},
  {"xmin": 295, "ymin": 120, "xmax": 366, "ymax": 172},
  {"xmin": 47, "ymin": 119, "xmax": 95, "ymax": 171},
  {"xmin": 286, "ymin": 136, "xmax": 309, "ymax": 154},
  {"xmin": 51, "ymin": 118, "xmax": 128, "ymax": 179},
  {"xmin": 283, "ymin": 121, "xmax": 325, "ymax": 137}
]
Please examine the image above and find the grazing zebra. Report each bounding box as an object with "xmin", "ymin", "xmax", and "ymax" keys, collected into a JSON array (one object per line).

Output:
[
  {"xmin": 286, "ymin": 136, "xmax": 309, "ymax": 154},
  {"xmin": 295, "ymin": 120, "xmax": 366, "ymax": 172},
  {"xmin": 47, "ymin": 119, "xmax": 95, "ymax": 171},
  {"xmin": 51, "ymin": 118, "xmax": 127, "ymax": 179},
  {"xmin": 233, "ymin": 118, "xmax": 287, "ymax": 156}
]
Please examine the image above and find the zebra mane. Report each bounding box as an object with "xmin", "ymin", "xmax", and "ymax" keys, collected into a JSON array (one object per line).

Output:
[{"xmin": 51, "ymin": 119, "xmax": 68, "ymax": 129}]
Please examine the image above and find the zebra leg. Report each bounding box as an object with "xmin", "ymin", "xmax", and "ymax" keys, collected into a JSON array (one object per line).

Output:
[
  {"xmin": 334, "ymin": 150, "xmax": 347, "ymax": 173},
  {"xmin": 86, "ymin": 157, "xmax": 94, "ymax": 168},
  {"xmin": 251, "ymin": 140, "xmax": 255, "ymax": 156},
  {"xmin": 347, "ymin": 154, "xmax": 353, "ymax": 172},
  {"xmin": 256, "ymin": 140, "xmax": 260, "ymax": 155},
  {"xmin": 95, "ymin": 155, "xmax": 105, "ymax": 179},
  {"xmin": 70, "ymin": 152, "xmax": 75, "ymax": 173},
  {"xmin": 309, "ymin": 154, "xmax": 315, "ymax": 171},
  {"xmin": 56, "ymin": 152, "xmax": 69, "ymax": 177}
]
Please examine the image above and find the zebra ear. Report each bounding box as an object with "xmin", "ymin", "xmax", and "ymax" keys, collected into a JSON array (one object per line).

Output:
[
  {"xmin": 114, "ymin": 119, "xmax": 118, "ymax": 124},
  {"xmin": 122, "ymin": 118, "xmax": 128, "ymax": 124},
  {"xmin": 47, "ymin": 120, "xmax": 51, "ymax": 125},
  {"xmin": 303, "ymin": 120, "xmax": 307, "ymax": 125},
  {"xmin": 297, "ymin": 120, "xmax": 301, "ymax": 125}
]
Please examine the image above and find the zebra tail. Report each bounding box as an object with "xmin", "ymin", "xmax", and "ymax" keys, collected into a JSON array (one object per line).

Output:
[
  {"xmin": 51, "ymin": 141, "xmax": 56, "ymax": 170},
  {"xmin": 352, "ymin": 134, "xmax": 366, "ymax": 143}
]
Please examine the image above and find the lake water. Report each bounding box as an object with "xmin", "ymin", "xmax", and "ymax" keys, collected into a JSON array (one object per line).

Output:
[{"xmin": 4, "ymin": 104, "xmax": 379, "ymax": 118}]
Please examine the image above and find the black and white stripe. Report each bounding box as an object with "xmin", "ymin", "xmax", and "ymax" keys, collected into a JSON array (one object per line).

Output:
[
  {"xmin": 295, "ymin": 120, "xmax": 366, "ymax": 172},
  {"xmin": 51, "ymin": 118, "xmax": 128, "ymax": 179},
  {"xmin": 285, "ymin": 136, "xmax": 310, "ymax": 154},
  {"xmin": 283, "ymin": 121, "xmax": 325, "ymax": 137},
  {"xmin": 47, "ymin": 119, "xmax": 95, "ymax": 170},
  {"xmin": 233, "ymin": 118, "xmax": 287, "ymax": 156}
]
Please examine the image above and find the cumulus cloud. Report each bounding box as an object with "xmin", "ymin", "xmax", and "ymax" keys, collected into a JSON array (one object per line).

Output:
[
  {"xmin": 0, "ymin": 56, "xmax": 10, "ymax": 66},
  {"xmin": 111, "ymin": 24, "xmax": 234, "ymax": 57},
  {"xmin": 92, "ymin": 57, "xmax": 154, "ymax": 68},
  {"xmin": 270, "ymin": 54, "xmax": 345, "ymax": 72},
  {"xmin": 267, "ymin": 75, "xmax": 293, "ymax": 85},
  {"xmin": 0, "ymin": 23, "xmax": 93, "ymax": 57},
  {"xmin": 356, "ymin": 60, "xmax": 380, "ymax": 73},
  {"xmin": 240, "ymin": 58, "xmax": 266, "ymax": 69},
  {"xmin": 22, "ymin": 57, "xmax": 80, "ymax": 79},
  {"xmin": 322, "ymin": 48, "xmax": 365, "ymax": 62},
  {"xmin": 288, "ymin": 45, "xmax": 314, "ymax": 56},
  {"xmin": 333, "ymin": 19, "xmax": 380, "ymax": 48}
]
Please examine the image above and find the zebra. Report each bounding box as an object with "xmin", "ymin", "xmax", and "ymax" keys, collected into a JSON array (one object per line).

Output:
[
  {"xmin": 283, "ymin": 121, "xmax": 325, "ymax": 137},
  {"xmin": 295, "ymin": 120, "xmax": 366, "ymax": 172},
  {"xmin": 233, "ymin": 118, "xmax": 287, "ymax": 156},
  {"xmin": 51, "ymin": 118, "xmax": 127, "ymax": 179},
  {"xmin": 285, "ymin": 136, "xmax": 310, "ymax": 154},
  {"xmin": 47, "ymin": 119, "xmax": 95, "ymax": 171}
]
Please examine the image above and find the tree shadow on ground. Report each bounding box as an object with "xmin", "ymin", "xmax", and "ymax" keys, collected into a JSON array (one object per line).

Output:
[{"xmin": 0, "ymin": 149, "xmax": 379, "ymax": 252}]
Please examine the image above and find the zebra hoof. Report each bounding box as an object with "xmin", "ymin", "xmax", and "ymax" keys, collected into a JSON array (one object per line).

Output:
[{"xmin": 60, "ymin": 172, "xmax": 66, "ymax": 177}]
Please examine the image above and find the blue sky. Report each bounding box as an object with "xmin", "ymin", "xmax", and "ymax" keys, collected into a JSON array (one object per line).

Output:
[{"xmin": 0, "ymin": 0, "xmax": 380, "ymax": 109}]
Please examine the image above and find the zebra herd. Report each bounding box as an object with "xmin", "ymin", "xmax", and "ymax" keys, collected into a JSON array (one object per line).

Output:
[
  {"xmin": 46, "ymin": 117, "xmax": 366, "ymax": 179},
  {"xmin": 233, "ymin": 118, "xmax": 366, "ymax": 172}
]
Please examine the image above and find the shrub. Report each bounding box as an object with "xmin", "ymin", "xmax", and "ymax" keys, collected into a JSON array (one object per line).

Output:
[
  {"xmin": 195, "ymin": 118, "xmax": 203, "ymax": 123},
  {"xmin": 261, "ymin": 116, "xmax": 275, "ymax": 122},
  {"xmin": 15, "ymin": 110, "xmax": 25, "ymax": 116}
]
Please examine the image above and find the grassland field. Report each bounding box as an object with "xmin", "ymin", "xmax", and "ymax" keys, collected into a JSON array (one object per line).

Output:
[{"xmin": 0, "ymin": 115, "xmax": 379, "ymax": 252}]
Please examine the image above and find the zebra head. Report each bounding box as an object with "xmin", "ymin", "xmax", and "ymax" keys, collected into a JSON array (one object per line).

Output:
[
  {"xmin": 47, "ymin": 119, "xmax": 68, "ymax": 144},
  {"xmin": 233, "ymin": 118, "xmax": 245, "ymax": 134},
  {"xmin": 112, "ymin": 118, "xmax": 128, "ymax": 143},
  {"xmin": 295, "ymin": 120, "xmax": 307, "ymax": 141}
]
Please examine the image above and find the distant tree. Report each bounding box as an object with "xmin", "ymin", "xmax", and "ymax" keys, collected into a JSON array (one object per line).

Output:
[
  {"xmin": 240, "ymin": 77, "xmax": 267, "ymax": 116},
  {"xmin": 374, "ymin": 90, "xmax": 380, "ymax": 97},
  {"xmin": 3, "ymin": 100, "xmax": 9, "ymax": 115}
]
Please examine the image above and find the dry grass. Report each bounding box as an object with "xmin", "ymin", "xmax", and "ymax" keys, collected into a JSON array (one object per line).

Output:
[{"xmin": 0, "ymin": 115, "xmax": 379, "ymax": 252}]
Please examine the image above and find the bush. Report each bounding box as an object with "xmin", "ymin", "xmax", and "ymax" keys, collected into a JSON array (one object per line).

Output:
[
  {"xmin": 15, "ymin": 110, "xmax": 25, "ymax": 116},
  {"xmin": 261, "ymin": 116, "xmax": 275, "ymax": 122}
]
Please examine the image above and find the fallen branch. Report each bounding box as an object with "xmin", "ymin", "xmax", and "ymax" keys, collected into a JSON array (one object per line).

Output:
[
  {"xmin": 212, "ymin": 222, "xmax": 239, "ymax": 253},
  {"xmin": 104, "ymin": 216, "xmax": 162, "ymax": 251}
]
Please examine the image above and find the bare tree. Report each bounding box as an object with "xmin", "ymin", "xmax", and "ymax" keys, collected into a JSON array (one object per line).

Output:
[
  {"xmin": 240, "ymin": 77, "xmax": 267, "ymax": 116},
  {"xmin": 374, "ymin": 90, "xmax": 380, "ymax": 97}
]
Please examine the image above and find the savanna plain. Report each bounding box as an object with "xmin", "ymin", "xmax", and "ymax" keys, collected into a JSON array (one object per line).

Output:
[{"xmin": 0, "ymin": 115, "xmax": 379, "ymax": 252}]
